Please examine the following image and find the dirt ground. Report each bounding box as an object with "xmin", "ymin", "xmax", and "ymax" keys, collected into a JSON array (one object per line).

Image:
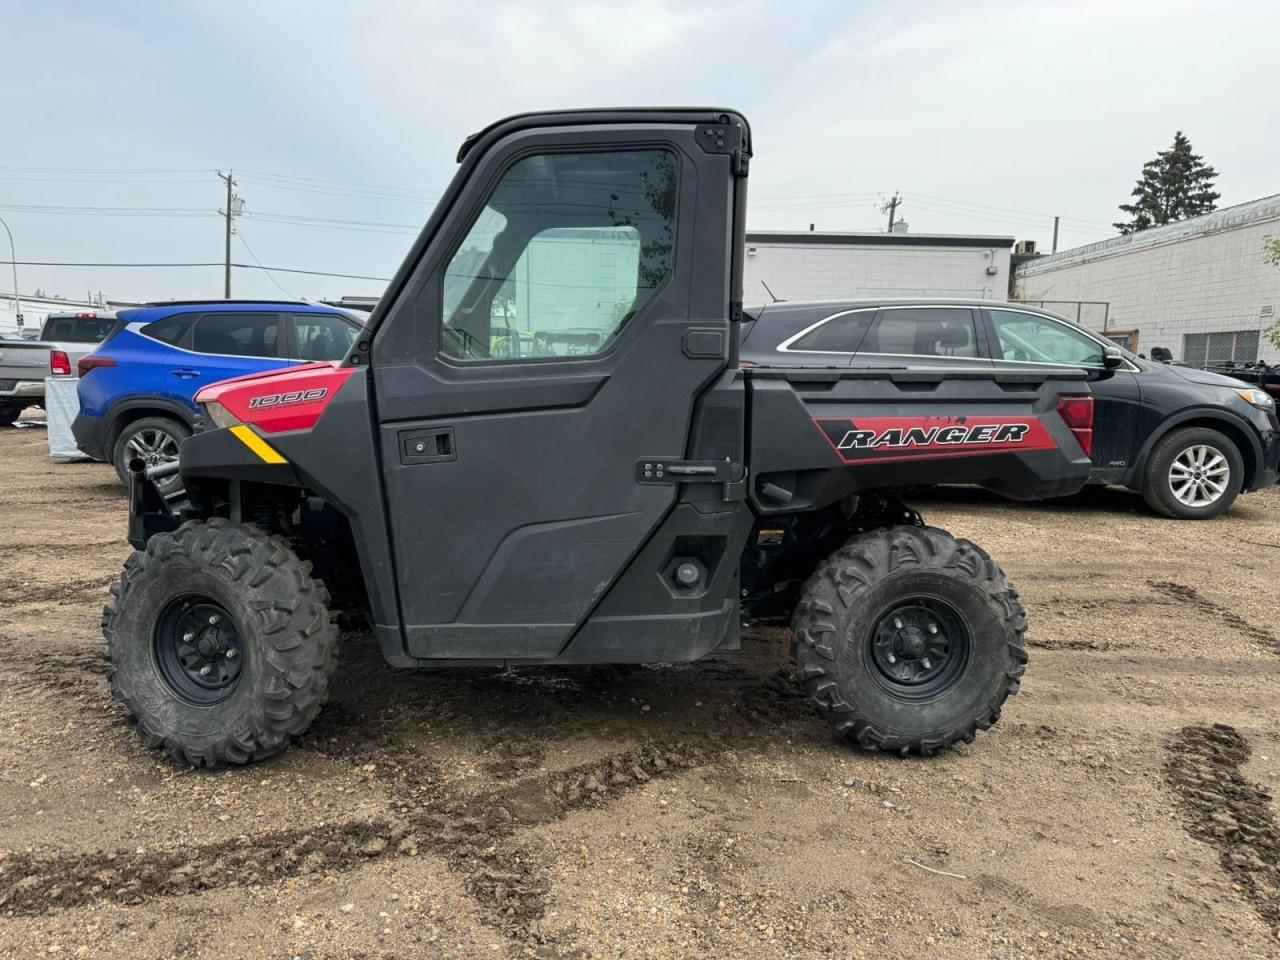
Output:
[{"xmin": 1, "ymin": 417, "xmax": 1278, "ymax": 960}]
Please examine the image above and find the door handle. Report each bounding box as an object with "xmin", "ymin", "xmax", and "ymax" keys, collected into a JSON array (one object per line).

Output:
[{"xmin": 171, "ymin": 368, "xmax": 201, "ymax": 379}]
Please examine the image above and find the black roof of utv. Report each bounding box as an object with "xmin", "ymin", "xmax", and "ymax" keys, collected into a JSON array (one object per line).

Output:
[{"xmin": 457, "ymin": 107, "xmax": 752, "ymax": 161}]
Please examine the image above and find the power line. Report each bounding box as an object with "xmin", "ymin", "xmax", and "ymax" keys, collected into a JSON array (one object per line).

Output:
[
  {"xmin": 236, "ymin": 229, "xmax": 296, "ymax": 299},
  {"xmin": 1, "ymin": 259, "xmax": 393, "ymax": 282}
]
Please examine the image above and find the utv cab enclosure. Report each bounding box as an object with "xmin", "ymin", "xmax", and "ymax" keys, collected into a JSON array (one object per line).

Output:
[{"xmin": 108, "ymin": 108, "xmax": 1094, "ymax": 767}]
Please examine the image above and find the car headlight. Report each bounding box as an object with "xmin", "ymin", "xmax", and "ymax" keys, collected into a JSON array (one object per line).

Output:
[
  {"xmin": 203, "ymin": 400, "xmax": 241, "ymax": 429},
  {"xmin": 1235, "ymin": 388, "xmax": 1275, "ymax": 410}
]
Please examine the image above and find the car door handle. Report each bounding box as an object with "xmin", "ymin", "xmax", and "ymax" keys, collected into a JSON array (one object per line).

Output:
[{"xmin": 171, "ymin": 368, "xmax": 201, "ymax": 379}]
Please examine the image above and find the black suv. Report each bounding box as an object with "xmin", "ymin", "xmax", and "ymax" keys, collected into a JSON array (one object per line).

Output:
[{"xmin": 741, "ymin": 299, "xmax": 1280, "ymax": 519}]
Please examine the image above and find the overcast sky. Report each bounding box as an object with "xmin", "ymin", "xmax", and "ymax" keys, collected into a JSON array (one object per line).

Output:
[{"xmin": 3, "ymin": 0, "xmax": 1277, "ymax": 304}]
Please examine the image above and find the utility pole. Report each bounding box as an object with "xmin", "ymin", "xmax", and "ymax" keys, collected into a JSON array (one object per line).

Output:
[
  {"xmin": 216, "ymin": 170, "xmax": 242, "ymax": 298},
  {"xmin": 881, "ymin": 193, "xmax": 902, "ymax": 232},
  {"xmin": 1052, "ymin": 216, "xmax": 1060, "ymax": 254}
]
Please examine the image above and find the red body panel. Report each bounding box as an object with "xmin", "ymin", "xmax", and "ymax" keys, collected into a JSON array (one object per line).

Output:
[
  {"xmin": 813, "ymin": 415, "xmax": 1059, "ymax": 465},
  {"xmin": 195, "ymin": 362, "xmax": 355, "ymax": 434}
]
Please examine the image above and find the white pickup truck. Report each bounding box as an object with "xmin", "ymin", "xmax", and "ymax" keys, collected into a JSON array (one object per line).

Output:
[{"xmin": 0, "ymin": 312, "xmax": 117, "ymax": 425}]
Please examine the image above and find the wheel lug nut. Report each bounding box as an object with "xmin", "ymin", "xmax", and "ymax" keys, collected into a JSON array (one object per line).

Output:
[
  {"xmin": 922, "ymin": 658, "xmax": 932, "ymax": 670},
  {"xmin": 927, "ymin": 623, "xmax": 937, "ymax": 634},
  {"xmin": 226, "ymin": 648, "xmax": 238, "ymax": 659},
  {"xmin": 893, "ymin": 618, "xmax": 903, "ymax": 629},
  {"xmin": 182, "ymin": 632, "xmax": 194, "ymax": 642},
  {"xmin": 199, "ymin": 664, "xmax": 213, "ymax": 676},
  {"xmin": 208, "ymin": 615, "xmax": 220, "ymax": 625},
  {"xmin": 887, "ymin": 654, "xmax": 897, "ymax": 664}
]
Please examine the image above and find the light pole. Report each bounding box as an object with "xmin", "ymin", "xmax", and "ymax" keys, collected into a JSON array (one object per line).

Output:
[{"xmin": 0, "ymin": 216, "xmax": 21, "ymax": 331}]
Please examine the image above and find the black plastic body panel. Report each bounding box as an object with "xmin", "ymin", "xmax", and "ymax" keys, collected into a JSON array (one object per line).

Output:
[{"xmin": 745, "ymin": 367, "xmax": 1094, "ymax": 510}]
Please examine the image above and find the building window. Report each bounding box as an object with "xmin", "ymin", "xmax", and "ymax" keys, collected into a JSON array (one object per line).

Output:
[{"xmin": 1182, "ymin": 330, "xmax": 1260, "ymax": 366}]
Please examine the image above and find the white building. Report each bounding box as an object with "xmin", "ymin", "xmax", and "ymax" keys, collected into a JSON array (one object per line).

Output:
[
  {"xmin": 742, "ymin": 231, "xmax": 1014, "ymax": 305},
  {"xmin": 1015, "ymin": 195, "xmax": 1280, "ymax": 364}
]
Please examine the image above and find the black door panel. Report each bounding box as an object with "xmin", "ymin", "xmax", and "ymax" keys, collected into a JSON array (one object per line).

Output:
[{"xmin": 370, "ymin": 122, "xmax": 740, "ymax": 659}]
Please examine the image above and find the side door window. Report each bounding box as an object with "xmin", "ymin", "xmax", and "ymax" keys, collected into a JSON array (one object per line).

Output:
[
  {"xmin": 988, "ymin": 310, "xmax": 1105, "ymax": 368},
  {"xmin": 192, "ymin": 313, "xmax": 282, "ymax": 358},
  {"xmin": 291, "ymin": 313, "xmax": 359, "ymax": 362},
  {"xmin": 439, "ymin": 149, "xmax": 676, "ymax": 362},
  {"xmin": 860, "ymin": 307, "xmax": 981, "ymax": 361}
]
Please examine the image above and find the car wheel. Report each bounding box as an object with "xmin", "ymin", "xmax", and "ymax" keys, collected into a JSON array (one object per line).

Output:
[
  {"xmin": 0, "ymin": 404, "xmax": 20, "ymax": 427},
  {"xmin": 111, "ymin": 416, "xmax": 190, "ymax": 489},
  {"xmin": 1141, "ymin": 426, "xmax": 1243, "ymax": 520}
]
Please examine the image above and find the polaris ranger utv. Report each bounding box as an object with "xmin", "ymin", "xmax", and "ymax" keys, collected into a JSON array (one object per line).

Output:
[{"xmin": 107, "ymin": 108, "xmax": 1095, "ymax": 767}]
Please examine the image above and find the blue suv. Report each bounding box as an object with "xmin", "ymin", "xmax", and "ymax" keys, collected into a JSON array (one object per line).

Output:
[{"xmin": 73, "ymin": 300, "xmax": 363, "ymax": 484}]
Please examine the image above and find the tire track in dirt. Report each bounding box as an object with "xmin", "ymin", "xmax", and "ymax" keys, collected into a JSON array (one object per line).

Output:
[
  {"xmin": 0, "ymin": 738, "xmax": 720, "ymax": 944},
  {"xmin": 1164, "ymin": 724, "xmax": 1280, "ymax": 937},
  {"xmin": 0, "ymin": 573, "xmax": 116, "ymax": 607},
  {"xmin": 1148, "ymin": 580, "xmax": 1280, "ymax": 655}
]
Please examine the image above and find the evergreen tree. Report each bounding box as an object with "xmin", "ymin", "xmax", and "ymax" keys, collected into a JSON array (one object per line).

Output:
[{"xmin": 1114, "ymin": 131, "xmax": 1220, "ymax": 235}]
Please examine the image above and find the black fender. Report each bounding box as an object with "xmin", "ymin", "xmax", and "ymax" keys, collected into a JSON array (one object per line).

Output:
[{"xmin": 1127, "ymin": 406, "xmax": 1265, "ymax": 491}]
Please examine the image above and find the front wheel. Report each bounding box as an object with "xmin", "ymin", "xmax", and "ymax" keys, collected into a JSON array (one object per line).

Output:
[
  {"xmin": 791, "ymin": 525, "xmax": 1027, "ymax": 756},
  {"xmin": 103, "ymin": 520, "xmax": 338, "ymax": 767},
  {"xmin": 1141, "ymin": 427, "xmax": 1242, "ymax": 520}
]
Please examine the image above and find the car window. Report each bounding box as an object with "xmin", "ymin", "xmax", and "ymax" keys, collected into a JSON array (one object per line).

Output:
[
  {"xmin": 192, "ymin": 313, "xmax": 280, "ymax": 358},
  {"xmin": 143, "ymin": 313, "xmax": 198, "ymax": 346},
  {"xmin": 786, "ymin": 310, "xmax": 874, "ymax": 353},
  {"xmin": 862, "ymin": 308, "xmax": 978, "ymax": 358},
  {"xmin": 42, "ymin": 316, "xmax": 114, "ymax": 343},
  {"xmin": 293, "ymin": 313, "xmax": 359, "ymax": 361},
  {"xmin": 989, "ymin": 310, "xmax": 1106, "ymax": 368},
  {"xmin": 440, "ymin": 149, "xmax": 677, "ymax": 362}
]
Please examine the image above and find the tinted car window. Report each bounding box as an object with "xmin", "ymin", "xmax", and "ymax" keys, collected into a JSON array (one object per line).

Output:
[
  {"xmin": 989, "ymin": 310, "xmax": 1105, "ymax": 368},
  {"xmin": 42, "ymin": 316, "xmax": 114, "ymax": 343},
  {"xmin": 192, "ymin": 313, "xmax": 280, "ymax": 357},
  {"xmin": 293, "ymin": 313, "xmax": 358, "ymax": 361},
  {"xmin": 787, "ymin": 310, "xmax": 874, "ymax": 353},
  {"xmin": 144, "ymin": 313, "xmax": 198, "ymax": 346},
  {"xmin": 863, "ymin": 308, "xmax": 978, "ymax": 358}
]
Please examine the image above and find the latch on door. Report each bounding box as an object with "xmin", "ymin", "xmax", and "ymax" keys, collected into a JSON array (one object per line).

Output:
[{"xmin": 400, "ymin": 427, "xmax": 456, "ymax": 465}]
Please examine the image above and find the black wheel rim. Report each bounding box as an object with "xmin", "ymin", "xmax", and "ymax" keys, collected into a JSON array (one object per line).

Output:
[
  {"xmin": 153, "ymin": 595, "xmax": 245, "ymax": 704},
  {"xmin": 868, "ymin": 598, "xmax": 970, "ymax": 700}
]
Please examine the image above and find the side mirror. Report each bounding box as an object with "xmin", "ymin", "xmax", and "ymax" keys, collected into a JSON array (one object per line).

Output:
[{"xmin": 1102, "ymin": 345, "xmax": 1125, "ymax": 370}]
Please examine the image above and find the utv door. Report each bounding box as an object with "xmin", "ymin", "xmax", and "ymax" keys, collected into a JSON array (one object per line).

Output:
[{"xmin": 369, "ymin": 112, "xmax": 747, "ymax": 660}]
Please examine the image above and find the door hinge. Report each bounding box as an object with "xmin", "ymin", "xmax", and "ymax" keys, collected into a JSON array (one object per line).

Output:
[{"xmin": 695, "ymin": 122, "xmax": 749, "ymax": 177}]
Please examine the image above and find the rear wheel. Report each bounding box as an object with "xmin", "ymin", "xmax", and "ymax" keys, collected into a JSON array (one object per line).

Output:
[
  {"xmin": 0, "ymin": 404, "xmax": 20, "ymax": 427},
  {"xmin": 791, "ymin": 525, "xmax": 1027, "ymax": 756},
  {"xmin": 1141, "ymin": 426, "xmax": 1242, "ymax": 520},
  {"xmin": 103, "ymin": 520, "xmax": 338, "ymax": 767},
  {"xmin": 111, "ymin": 416, "xmax": 189, "ymax": 489}
]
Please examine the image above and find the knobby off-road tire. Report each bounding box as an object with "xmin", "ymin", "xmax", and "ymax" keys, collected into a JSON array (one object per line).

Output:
[
  {"xmin": 103, "ymin": 519, "xmax": 338, "ymax": 767},
  {"xmin": 791, "ymin": 525, "xmax": 1027, "ymax": 756},
  {"xmin": 1141, "ymin": 426, "xmax": 1242, "ymax": 520}
]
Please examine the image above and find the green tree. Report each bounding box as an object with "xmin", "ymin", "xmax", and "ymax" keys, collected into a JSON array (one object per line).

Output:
[{"xmin": 1114, "ymin": 131, "xmax": 1220, "ymax": 235}]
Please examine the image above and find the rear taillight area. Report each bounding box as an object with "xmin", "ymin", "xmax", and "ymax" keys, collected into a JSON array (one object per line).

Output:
[
  {"xmin": 77, "ymin": 354, "xmax": 117, "ymax": 378},
  {"xmin": 1057, "ymin": 395, "xmax": 1094, "ymax": 456},
  {"xmin": 50, "ymin": 350, "xmax": 72, "ymax": 377}
]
